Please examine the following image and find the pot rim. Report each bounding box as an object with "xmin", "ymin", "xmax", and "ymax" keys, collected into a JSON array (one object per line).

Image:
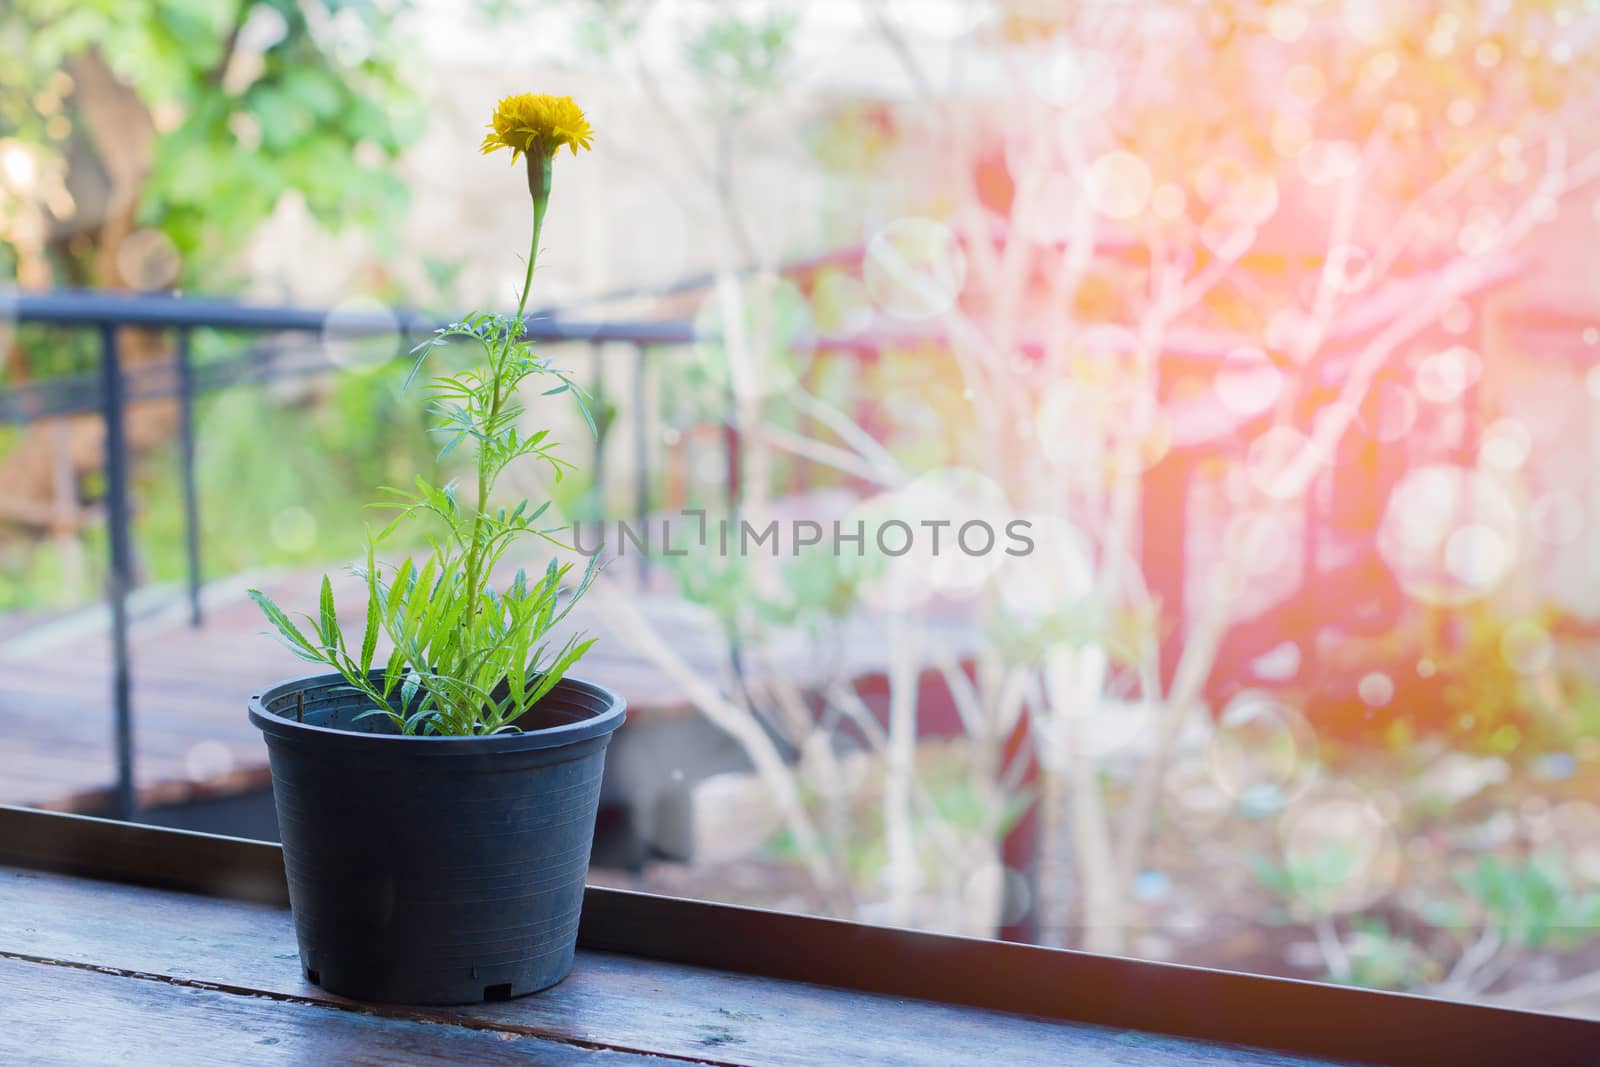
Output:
[{"xmin": 248, "ymin": 669, "xmax": 626, "ymax": 753}]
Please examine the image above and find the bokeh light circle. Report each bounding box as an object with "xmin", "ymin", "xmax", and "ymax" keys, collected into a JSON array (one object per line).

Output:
[
  {"xmin": 994, "ymin": 513, "xmax": 1095, "ymax": 625},
  {"xmin": 1357, "ymin": 672, "xmax": 1394, "ymax": 708},
  {"xmin": 1268, "ymin": 4, "xmax": 1310, "ymax": 42},
  {"xmin": 846, "ymin": 489, "xmax": 938, "ymax": 613},
  {"xmin": 1415, "ymin": 346, "xmax": 1483, "ymax": 404},
  {"xmin": 1298, "ymin": 140, "xmax": 1360, "ymax": 185},
  {"xmin": 116, "ymin": 228, "xmax": 182, "ymax": 291},
  {"xmin": 322, "ymin": 297, "xmax": 402, "ymax": 371},
  {"xmin": 1279, "ymin": 794, "xmax": 1400, "ymax": 917},
  {"xmin": 1357, "ymin": 382, "xmax": 1418, "ymax": 443},
  {"xmin": 1084, "ymin": 150, "xmax": 1152, "ymax": 220},
  {"xmin": 185, "ymin": 740, "xmax": 235, "ymax": 782},
  {"xmin": 1445, "ymin": 523, "xmax": 1512, "ymax": 589},
  {"xmin": 1323, "ymin": 245, "xmax": 1373, "ymax": 293},
  {"xmin": 0, "ymin": 139, "xmax": 39, "ymax": 190},
  {"xmin": 1027, "ymin": 47, "xmax": 1118, "ymax": 113},
  {"xmin": 1377, "ymin": 465, "xmax": 1520, "ymax": 604},
  {"xmin": 896, "ymin": 467, "xmax": 1013, "ymax": 600},
  {"xmin": 1208, "ymin": 692, "xmax": 1319, "ymax": 812},
  {"xmin": 1479, "ymin": 418, "xmax": 1531, "ymax": 470},
  {"xmin": 271, "ymin": 506, "xmax": 319, "ymax": 554}
]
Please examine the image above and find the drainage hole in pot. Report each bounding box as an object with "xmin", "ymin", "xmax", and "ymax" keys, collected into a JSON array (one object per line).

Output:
[{"xmin": 484, "ymin": 982, "xmax": 513, "ymax": 1002}]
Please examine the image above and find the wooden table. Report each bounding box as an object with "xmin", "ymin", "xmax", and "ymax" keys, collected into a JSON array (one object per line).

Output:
[{"xmin": 0, "ymin": 807, "xmax": 1592, "ymax": 1066}]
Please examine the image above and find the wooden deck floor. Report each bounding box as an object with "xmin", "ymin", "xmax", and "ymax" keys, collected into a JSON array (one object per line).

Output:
[
  {"xmin": 1, "ymin": 861, "xmax": 1360, "ymax": 1066},
  {"xmin": 0, "ymin": 564, "xmax": 973, "ymax": 812}
]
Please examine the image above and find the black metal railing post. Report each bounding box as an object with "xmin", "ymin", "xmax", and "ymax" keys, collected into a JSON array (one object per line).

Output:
[
  {"xmin": 175, "ymin": 327, "xmax": 202, "ymax": 627},
  {"xmin": 98, "ymin": 325, "xmax": 136, "ymax": 821},
  {"xmin": 633, "ymin": 344, "xmax": 649, "ymax": 585}
]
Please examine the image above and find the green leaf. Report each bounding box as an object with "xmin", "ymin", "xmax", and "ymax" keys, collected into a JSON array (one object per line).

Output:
[
  {"xmin": 400, "ymin": 669, "xmax": 421, "ymax": 716},
  {"xmin": 403, "ymin": 347, "xmax": 432, "ymax": 390},
  {"xmin": 373, "ymin": 508, "xmax": 409, "ymax": 544},
  {"xmin": 354, "ymin": 706, "xmax": 404, "ymax": 730},
  {"xmin": 384, "ymin": 558, "xmax": 413, "ymax": 632},
  {"xmin": 319, "ymin": 575, "xmax": 339, "ymax": 651},
  {"xmin": 360, "ymin": 546, "xmax": 381, "ymax": 675},
  {"xmin": 380, "ymin": 646, "xmax": 407, "ymax": 698},
  {"xmin": 552, "ymin": 372, "xmax": 594, "ymax": 436},
  {"xmin": 527, "ymin": 636, "xmax": 597, "ymax": 706},
  {"xmin": 249, "ymin": 589, "xmax": 324, "ymax": 661}
]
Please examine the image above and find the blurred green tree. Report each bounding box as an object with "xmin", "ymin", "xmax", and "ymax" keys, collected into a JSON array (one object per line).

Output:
[
  {"xmin": 0, "ymin": 0, "xmax": 420, "ymax": 291},
  {"xmin": 0, "ymin": 2, "xmax": 429, "ymax": 607}
]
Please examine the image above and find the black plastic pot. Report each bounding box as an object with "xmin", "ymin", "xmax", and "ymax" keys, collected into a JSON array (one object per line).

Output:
[{"xmin": 247, "ymin": 669, "xmax": 625, "ymax": 1005}]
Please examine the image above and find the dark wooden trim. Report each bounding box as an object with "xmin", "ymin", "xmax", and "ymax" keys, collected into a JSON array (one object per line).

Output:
[
  {"xmin": 0, "ymin": 804, "xmax": 289, "ymax": 905},
  {"xmin": 1, "ymin": 805, "xmax": 1592, "ymax": 1066}
]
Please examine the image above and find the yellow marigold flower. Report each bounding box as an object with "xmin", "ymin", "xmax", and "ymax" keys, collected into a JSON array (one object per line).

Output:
[{"xmin": 480, "ymin": 93, "xmax": 594, "ymax": 163}]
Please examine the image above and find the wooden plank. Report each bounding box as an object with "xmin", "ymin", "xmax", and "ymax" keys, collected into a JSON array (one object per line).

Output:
[
  {"xmin": 0, "ymin": 954, "xmax": 659, "ymax": 1066},
  {"xmin": 0, "ymin": 866, "xmax": 1338, "ymax": 1067},
  {"xmin": 0, "ymin": 705, "xmax": 267, "ymax": 809},
  {"xmin": 3, "ymin": 809, "xmax": 1594, "ymax": 1067}
]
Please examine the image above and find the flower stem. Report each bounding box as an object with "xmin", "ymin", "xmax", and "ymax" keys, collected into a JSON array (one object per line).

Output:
[
  {"xmin": 466, "ymin": 153, "xmax": 552, "ymax": 608},
  {"xmin": 516, "ymin": 153, "xmax": 553, "ymax": 323}
]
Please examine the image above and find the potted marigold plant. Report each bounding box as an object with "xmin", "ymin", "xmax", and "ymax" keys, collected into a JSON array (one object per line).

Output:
[{"xmin": 246, "ymin": 94, "xmax": 624, "ymax": 1005}]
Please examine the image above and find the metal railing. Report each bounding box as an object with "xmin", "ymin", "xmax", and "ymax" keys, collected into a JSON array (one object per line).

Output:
[{"xmin": 5, "ymin": 287, "xmax": 780, "ymax": 820}]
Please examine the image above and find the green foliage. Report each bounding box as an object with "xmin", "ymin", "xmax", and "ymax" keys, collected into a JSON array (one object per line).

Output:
[
  {"xmin": 665, "ymin": 545, "xmax": 759, "ymax": 634},
  {"xmin": 550, "ymin": 0, "xmax": 800, "ymax": 123},
  {"xmin": 0, "ymin": 325, "xmax": 98, "ymax": 383},
  {"xmin": 252, "ymin": 173, "xmax": 602, "ymax": 734},
  {"xmin": 685, "ymin": 10, "xmax": 798, "ymax": 107},
  {"xmin": 1251, "ymin": 843, "xmax": 1600, "ymax": 991},
  {"xmin": 775, "ymin": 545, "xmax": 862, "ymax": 626},
  {"xmin": 564, "ymin": 0, "xmax": 652, "ymax": 55},
  {"xmin": 765, "ymin": 743, "xmax": 1029, "ymax": 893},
  {"xmin": 1455, "ymin": 853, "xmax": 1600, "ymax": 953},
  {"xmin": 1248, "ymin": 845, "xmax": 1363, "ymax": 922},
  {"xmin": 0, "ymin": 345, "xmax": 447, "ymax": 612},
  {"xmin": 2, "ymin": 0, "xmax": 420, "ymax": 284},
  {"xmin": 1339, "ymin": 917, "xmax": 1435, "ymax": 991}
]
